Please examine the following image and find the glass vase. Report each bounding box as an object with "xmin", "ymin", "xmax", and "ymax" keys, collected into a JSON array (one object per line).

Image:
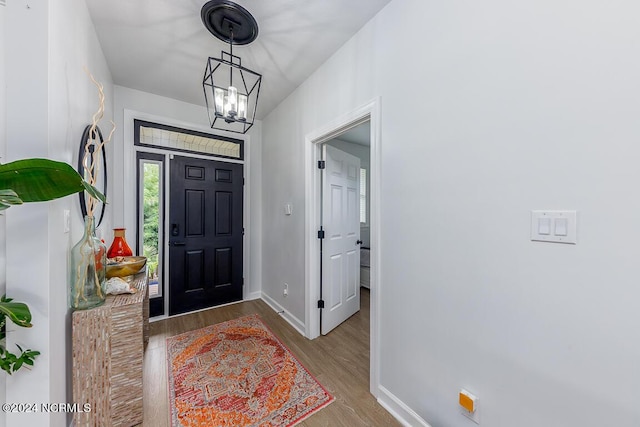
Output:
[
  {"xmin": 107, "ymin": 228, "xmax": 133, "ymax": 258},
  {"xmin": 69, "ymin": 216, "xmax": 107, "ymax": 310}
]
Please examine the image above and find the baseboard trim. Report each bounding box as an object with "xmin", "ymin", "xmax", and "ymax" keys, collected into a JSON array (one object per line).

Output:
[
  {"xmin": 245, "ymin": 291, "xmax": 262, "ymax": 301},
  {"xmin": 260, "ymin": 292, "xmax": 306, "ymax": 336},
  {"xmin": 378, "ymin": 385, "xmax": 432, "ymax": 427}
]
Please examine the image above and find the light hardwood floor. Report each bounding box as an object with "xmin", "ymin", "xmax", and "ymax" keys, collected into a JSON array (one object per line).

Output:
[{"xmin": 141, "ymin": 288, "xmax": 400, "ymax": 426}]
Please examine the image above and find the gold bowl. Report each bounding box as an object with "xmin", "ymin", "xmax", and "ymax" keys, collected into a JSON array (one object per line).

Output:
[{"xmin": 106, "ymin": 256, "xmax": 147, "ymax": 278}]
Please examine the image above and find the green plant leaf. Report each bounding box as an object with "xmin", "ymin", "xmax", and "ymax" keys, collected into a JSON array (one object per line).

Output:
[
  {"xmin": 0, "ymin": 344, "xmax": 39, "ymax": 374},
  {"xmin": 0, "ymin": 190, "xmax": 23, "ymax": 211},
  {"xmin": 0, "ymin": 159, "xmax": 105, "ymax": 204},
  {"xmin": 81, "ymin": 179, "xmax": 106, "ymax": 203},
  {"xmin": 0, "ymin": 301, "xmax": 32, "ymax": 328}
]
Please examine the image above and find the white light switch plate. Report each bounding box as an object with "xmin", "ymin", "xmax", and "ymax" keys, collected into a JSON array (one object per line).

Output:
[
  {"xmin": 531, "ymin": 210, "xmax": 577, "ymax": 244},
  {"xmin": 64, "ymin": 210, "xmax": 70, "ymax": 233}
]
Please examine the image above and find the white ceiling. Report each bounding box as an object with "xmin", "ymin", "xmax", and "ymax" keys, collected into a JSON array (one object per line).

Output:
[{"xmin": 85, "ymin": 0, "xmax": 392, "ymax": 120}]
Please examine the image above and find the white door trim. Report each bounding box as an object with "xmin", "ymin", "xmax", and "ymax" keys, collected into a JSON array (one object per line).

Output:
[
  {"xmin": 122, "ymin": 109, "xmax": 252, "ymax": 319},
  {"xmin": 304, "ymin": 97, "xmax": 381, "ymax": 397}
]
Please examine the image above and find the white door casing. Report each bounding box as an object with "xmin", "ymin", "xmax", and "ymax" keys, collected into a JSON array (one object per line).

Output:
[
  {"xmin": 321, "ymin": 144, "xmax": 361, "ymax": 335},
  {"xmin": 304, "ymin": 97, "xmax": 381, "ymax": 397}
]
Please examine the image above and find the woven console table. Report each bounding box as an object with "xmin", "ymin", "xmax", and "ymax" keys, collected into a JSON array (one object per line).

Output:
[{"xmin": 72, "ymin": 271, "xmax": 149, "ymax": 427}]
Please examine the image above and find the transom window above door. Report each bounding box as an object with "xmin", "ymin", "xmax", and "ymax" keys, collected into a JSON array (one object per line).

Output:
[{"xmin": 134, "ymin": 119, "xmax": 243, "ymax": 160}]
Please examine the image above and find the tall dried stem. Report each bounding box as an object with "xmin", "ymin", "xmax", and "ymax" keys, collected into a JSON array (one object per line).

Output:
[{"xmin": 82, "ymin": 68, "xmax": 116, "ymax": 217}]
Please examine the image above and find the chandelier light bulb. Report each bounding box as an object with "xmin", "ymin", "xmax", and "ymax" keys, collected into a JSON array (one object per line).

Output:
[
  {"xmin": 227, "ymin": 86, "xmax": 238, "ymax": 116},
  {"xmin": 224, "ymin": 94, "xmax": 231, "ymax": 116},
  {"xmin": 214, "ymin": 88, "xmax": 225, "ymax": 116},
  {"xmin": 237, "ymin": 94, "xmax": 248, "ymax": 121}
]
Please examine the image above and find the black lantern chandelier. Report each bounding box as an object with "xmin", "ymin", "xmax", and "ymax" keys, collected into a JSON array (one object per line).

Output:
[{"xmin": 201, "ymin": 0, "xmax": 262, "ymax": 134}]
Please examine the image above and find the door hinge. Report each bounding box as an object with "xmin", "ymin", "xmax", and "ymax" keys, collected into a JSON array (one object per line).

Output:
[
  {"xmin": 242, "ymin": 228, "xmax": 245, "ymax": 236},
  {"xmin": 243, "ymin": 177, "xmax": 245, "ymax": 185},
  {"xmin": 317, "ymin": 300, "xmax": 325, "ymax": 309},
  {"xmin": 317, "ymin": 229, "xmax": 325, "ymax": 239},
  {"xmin": 318, "ymin": 160, "xmax": 326, "ymax": 169}
]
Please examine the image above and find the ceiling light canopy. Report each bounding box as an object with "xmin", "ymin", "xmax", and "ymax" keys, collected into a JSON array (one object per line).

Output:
[{"xmin": 201, "ymin": 0, "xmax": 262, "ymax": 134}]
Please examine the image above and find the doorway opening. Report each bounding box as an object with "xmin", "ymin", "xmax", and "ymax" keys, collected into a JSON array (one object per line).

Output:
[
  {"xmin": 319, "ymin": 128, "xmax": 369, "ymax": 335},
  {"xmin": 132, "ymin": 118, "xmax": 246, "ymax": 318},
  {"xmin": 304, "ymin": 98, "xmax": 381, "ymax": 397}
]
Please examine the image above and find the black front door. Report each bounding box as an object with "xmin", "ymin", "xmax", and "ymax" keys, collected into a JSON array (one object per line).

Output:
[{"xmin": 168, "ymin": 155, "xmax": 243, "ymax": 315}]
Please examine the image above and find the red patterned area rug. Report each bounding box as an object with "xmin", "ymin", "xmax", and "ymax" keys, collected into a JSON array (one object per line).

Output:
[{"xmin": 167, "ymin": 314, "xmax": 334, "ymax": 427}]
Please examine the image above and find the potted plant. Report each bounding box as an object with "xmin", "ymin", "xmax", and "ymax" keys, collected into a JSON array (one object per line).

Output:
[{"xmin": 0, "ymin": 158, "xmax": 104, "ymax": 373}]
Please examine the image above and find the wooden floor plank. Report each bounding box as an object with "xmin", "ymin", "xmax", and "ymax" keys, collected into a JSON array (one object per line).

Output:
[{"xmin": 140, "ymin": 289, "xmax": 400, "ymax": 426}]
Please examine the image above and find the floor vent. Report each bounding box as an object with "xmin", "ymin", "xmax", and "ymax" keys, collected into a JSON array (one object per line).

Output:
[{"xmin": 0, "ymin": 0, "xmax": 6, "ymax": 7}]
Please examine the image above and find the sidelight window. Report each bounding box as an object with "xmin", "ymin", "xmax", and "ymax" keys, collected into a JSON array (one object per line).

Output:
[{"xmin": 138, "ymin": 156, "xmax": 164, "ymax": 298}]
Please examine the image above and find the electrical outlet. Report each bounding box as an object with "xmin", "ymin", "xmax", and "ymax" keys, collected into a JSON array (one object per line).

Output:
[
  {"xmin": 283, "ymin": 283, "xmax": 289, "ymax": 297},
  {"xmin": 459, "ymin": 389, "xmax": 479, "ymax": 424}
]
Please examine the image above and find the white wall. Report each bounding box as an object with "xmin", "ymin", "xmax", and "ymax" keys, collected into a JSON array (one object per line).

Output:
[
  {"xmin": 113, "ymin": 86, "xmax": 263, "ymax": 302},
  {"xmin": 0, "ymin": 4, "xmax": 7, "ymax": 425},
  {"xmin": 5, "ymin": 1, "xmax": 112, "ymax": 426},
  {"xmin": 261, "ymin": 0, "xmax": 640, "ymax": 426}
]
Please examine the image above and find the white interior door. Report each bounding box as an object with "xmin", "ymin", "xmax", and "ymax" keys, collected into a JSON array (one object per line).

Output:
[{"xmin": 321, "ymin": 144, "xmax": 361, "ymax": 335}]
